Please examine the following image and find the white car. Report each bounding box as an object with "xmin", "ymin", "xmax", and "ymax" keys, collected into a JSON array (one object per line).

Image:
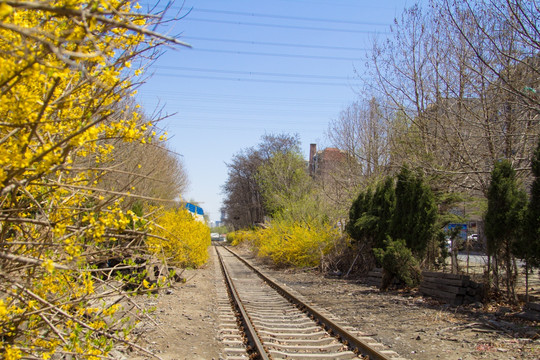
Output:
[{"xmin": 467, "ymin": 234, "xmax": 478, "ymax": 241}]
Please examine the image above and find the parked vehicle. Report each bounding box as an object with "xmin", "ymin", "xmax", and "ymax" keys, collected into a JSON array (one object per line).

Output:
[{"xmin": 467, "ymin": 233, "xmax": 478, "ymax": 241}]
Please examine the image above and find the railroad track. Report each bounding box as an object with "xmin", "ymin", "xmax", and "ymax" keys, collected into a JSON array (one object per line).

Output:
[{"xmin": 214, "ymin": 244, "xmax": 407, "ymax": 360}]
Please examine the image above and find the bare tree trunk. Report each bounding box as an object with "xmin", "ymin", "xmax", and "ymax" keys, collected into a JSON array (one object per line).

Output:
[
  {"xmin": 493, "ymin": 254, "xmax": 500, "ymax": 295},
  {"xmin": 525, "ymin": 261, "xmax": 529, "ymax": 303}
]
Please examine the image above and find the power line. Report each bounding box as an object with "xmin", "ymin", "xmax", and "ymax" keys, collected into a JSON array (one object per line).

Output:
[
  {"xmin": 151, "ymin": 72, "xmax": 358, "ymax": 87},
  {"xmin": 137, "ymin": 90, "xmax": 348, "ymax": 107},
  {"xmin": 183, "ymin": 36, "xmax": 369, "ymax": 52},
  {"xmin": 192, "ymin": 8, "xmax": 389, "ymax": 27},
  {"xmin": 140, "ymin": 2, "xmax": 394, "ymax": 27},
  {"xmin": 160, "ymin": 114, "xmax": 330, "ymax": 132},
  {"xmin": 163, "ymin": 121, "xmax": 326, "ymax": 133},
  {"xmin": 154, "ymin": 65, "xmax": 354, "ymax": 81},
  {"xmin": 184, "ymin": 17, "xmax": 388, "ymax": 34},
  {"xmin": 182, "ymin": 47, "xmax": 361, "ymax": 61}
]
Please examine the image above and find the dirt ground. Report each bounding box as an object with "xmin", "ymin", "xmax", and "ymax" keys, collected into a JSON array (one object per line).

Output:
[
  {"xmin": 129, "ymin": 246, "xmax": 540, "ymax": 360},
  {"xmin": 262, "ymin": 268, "xmax": 540, "ymax": 359},
  {"xmin": 128, "ymin": 247, "xmax": 224, "ymax": 360}
]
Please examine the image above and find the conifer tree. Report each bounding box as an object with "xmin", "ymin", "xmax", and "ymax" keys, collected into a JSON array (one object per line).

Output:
[
  {"xmin": 485, "ymin": 160, "xmax": 527, "ymax": 299},
  {"xmin": 518, "ymin": 139, "xmax": 540, "ymax": 300},
  {"xmin": 371, "ymin": 176, "xmax": 396, "ymax": 250},
  {"xmin": 374, "ymin": 237, "xmax": 420, "ymax": 290},
  {"xmin": 346, "ymin": 177, "xmax": 395, "ymax": 251},
  {"xmin": 391, "ymin": 166, "xmax": 437, "ymax": 259},
  {"xmin": 346, "ymin": 187, "xmax": 374, "ymax": 243},
  {"xmin": 526, "ymin": 140, "xmax": 540, "ymax": 264}
]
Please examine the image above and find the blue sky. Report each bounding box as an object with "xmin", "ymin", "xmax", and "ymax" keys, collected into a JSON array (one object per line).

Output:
[{"xmin": 136, "ymin": 0, "xmax": 419, "ymax": 222}]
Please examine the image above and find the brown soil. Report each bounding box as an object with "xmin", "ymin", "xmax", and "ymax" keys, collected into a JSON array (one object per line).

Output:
[
  {"xmin": 130, "ymin": 246, "xmax": 540, "ymax": 360},
  {"xmin": 129, "ymin": 247, "xmax": 223, "ymax": 360}
]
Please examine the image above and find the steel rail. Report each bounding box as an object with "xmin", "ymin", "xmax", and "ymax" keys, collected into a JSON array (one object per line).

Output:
[
  {"xmin": 215, "ymin": 245, "xmax": 271, "ymax": 360},
  {"xmin": 221, "ymin": 245, "xmax": 393, "ymax": 360}
]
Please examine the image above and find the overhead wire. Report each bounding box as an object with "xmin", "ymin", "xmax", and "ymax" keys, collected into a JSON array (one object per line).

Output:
[
  {"xmin": 191, "ymin": 8, "xmax": 389, "ymax": 27},
  {"xmin": 183, "ymin": 17, "xmax": 387, "ymax": 34},
  {"xmin": 154, "ymin": 65, "xmax": 353, "ymax": 80},
  {"xmin": 140, "ymin": 2, "xmax": 372, "ymax": 83},
  {"xmin": 181, "ymin": 47, "xmax": 361, "ymax": 62},
  {"xmin": 182, "ymin": 36, "xmax": 369, "ymax": 52},
  {"xmin": 150, "ymin": 72, "xmax": 358, "ymax": 87},
  {"xmin": 158, "ymin": 111, "xmax": 332, "ymax": 131},
  {"xmin": 140, "ymin": 2, "xmax": 392, "ymax": 27},
  {"xmin": 137, "ymin": 90, "xmax": 348, "ymax": 107},
  {"xmin": 136, "ymin": 2, "xmax": 370, "ymax": 133}
]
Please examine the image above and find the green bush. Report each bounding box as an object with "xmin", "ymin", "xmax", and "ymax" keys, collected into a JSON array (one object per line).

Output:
[{"xmin": 374, "ymin": 237, "xmax": 421, "ymax": 290}]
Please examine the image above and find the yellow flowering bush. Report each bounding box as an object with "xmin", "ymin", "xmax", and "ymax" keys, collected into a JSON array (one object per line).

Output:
[
  {"xmin": 148, "ymin": 207, "xmax": 211, "ymax": 268},
  {"xmin": 227, "ymin": 229, "xmax": 261, "ymax": 246},
  {"xmin": 0, "ymin": 1, "xmax": 188, "ymax": 359},
  {"xmin": 230, "ymin": 219, "xmax": 342, "ymax": 268}
]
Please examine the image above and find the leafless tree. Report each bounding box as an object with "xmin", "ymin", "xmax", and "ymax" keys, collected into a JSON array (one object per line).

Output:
[
  {"xmin": 327, "ymin": 98, "xmax": 390, "ymax": 178},
  {"xmin": 365, "ymin": 0, "xmax": 539, "ymax": 196},
  {"xmin": 222, "ymin": 134, "xmax": 299, "ymax": 229},
  {"xmin": 100, "ymin": 134, "xmax": 188, "ymax": 207},
  {"xmin": 324, "ymin": 98, "xmax": 392, "ymax": 218},
  {"xmin": 360, "ymin": 0, "xmax": 539, "ymax": 296},
  {"xmin": 222, "ymin": 148, "xmax": 265, "ymax": 229}
]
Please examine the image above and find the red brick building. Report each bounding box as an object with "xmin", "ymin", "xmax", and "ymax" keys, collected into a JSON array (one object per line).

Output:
[{"xmin": 309, "ymin": 144, "xmax": 347, "ymax": 179}]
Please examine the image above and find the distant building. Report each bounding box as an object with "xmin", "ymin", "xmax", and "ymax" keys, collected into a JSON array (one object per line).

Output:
[
  {"xmin": 308, "ymin": 144, "xmax": 347, "ymax": 179},
  {"xmin": 308, "ymin": 143, "xmax": 352, "ymax": 229}
]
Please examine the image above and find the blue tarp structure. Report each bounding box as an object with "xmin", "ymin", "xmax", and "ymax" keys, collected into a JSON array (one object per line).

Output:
[
  {"xmin": 446, "ymin": 223, "xmax": 467, "ymax": 240},
  {"xmin": 185, "ymin": 202, "xmax": 204, "ymax": 216}
]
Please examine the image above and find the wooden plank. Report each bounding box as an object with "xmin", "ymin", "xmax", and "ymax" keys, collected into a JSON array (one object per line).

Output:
[
  {"xmin": 419, "ymin": 285, "xmax": 458, "ymax": 300},
  {"xmin": 421, "ymin": 281, "xmax": 466, "ymax": 295},
  {"xmin": 422, "ymin": 275, "xmax": 469, "ymax": 287},
  {"xmin": 526, "ymin": 302, "xmax": 540, "ymax": 312},
  {"xmin": 422, "ymin": 271, "xmax": 470, "ymax": 282}
]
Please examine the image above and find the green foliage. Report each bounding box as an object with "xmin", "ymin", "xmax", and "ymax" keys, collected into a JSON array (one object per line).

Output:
[
  {"xmin": 371, "ymin": 177, "xmax": 396, "ymax": 249},
  {"xmin": 346, "ymin": 177, "xmax": 395, "ymax": 250},
  {"xmin": 522, "ymin": 139, "xmax": 540, "ymax": 267},
  {"xmin": 346, "ymin": 187, "xmax": 374, "ymax": 242},
  {"xmin": 222, "ymin": 133, "xmax": 301, "ymax": 229},
  {"xmin": 373, "ymin": 237, "xmax": 421, "ymax": 290},
  {"xmin": 256, "ymin": 150, "xmax": 314, "ymax": 221},
  {"xmin": 347, "ymin": 167, "xmax": 437, "ymax": 268},
  {"xmin": 435, "ymin": 230, "xmax": 450, "ymax": 267},
  {"xmin": 435, "ymin": 191, "xmax": 468, "ymax": 226},
  {"xmin": 391, "ymin": 165, "xmax": 437, "ymax": 258},
  {"xmin": 484, "ymin": 159, "xmax": 527, "ymax": 297},
  {"xmin": 485, "ymin": 160, "xmax": 527, "ymax": 256},
  {"xmin": 211, "ymin": 225, "xmax": 229, "ymax": 234}
]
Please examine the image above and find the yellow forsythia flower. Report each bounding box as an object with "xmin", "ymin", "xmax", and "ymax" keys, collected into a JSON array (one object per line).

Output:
[
  {"xmin": 42, "ymin": 259, "xmax": 55, "ymax": 273},
  {"xmin": 148, "ymin": 208, "xmax": 210, "ymax": 268},
  {"xmin": 0, "ymin": 299, "xmax": 7, "ymax": 318},
  {"xmin": 4, "ymin": 345, "xmax": 22, "ymax": 360},
  {"xmin": 0, "ymin": 3, "xmax": 13, "ymax": 17}
]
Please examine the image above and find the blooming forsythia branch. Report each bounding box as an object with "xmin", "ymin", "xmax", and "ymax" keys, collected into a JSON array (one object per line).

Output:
[{"xmin": 0, "ymin": 1, "xmax": 199, "ymax": 359}]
